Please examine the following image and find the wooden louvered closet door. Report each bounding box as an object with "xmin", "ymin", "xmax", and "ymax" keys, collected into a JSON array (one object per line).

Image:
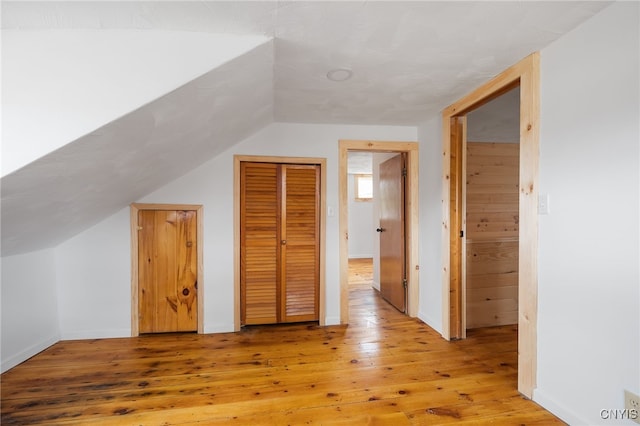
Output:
[
  {"xmin": 240, "ymin": 163, "xmax": 279, "ymax": 325},
  {"xmin": 280, "ymin": 165, "xmax": 320, "ymax": 322},
  {"xmin": 240, "ymin": 162, "xmax": 319, "ymax": 325}
]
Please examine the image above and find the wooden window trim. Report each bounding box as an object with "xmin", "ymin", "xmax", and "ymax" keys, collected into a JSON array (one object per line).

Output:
[
  {"xmin": 130, "ymin": 203, "xmax": 204, "ymax": 336},
  {"xmin": 354, "ymin": 174, "xmax": 373, "ymax": 201}
]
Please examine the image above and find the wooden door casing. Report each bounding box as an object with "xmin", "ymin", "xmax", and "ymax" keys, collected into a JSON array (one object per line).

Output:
[
  {"xmin": 442, "ymin": 53, "xmax": 539, "ymax": 398},
  {"xmin": 337, "ymin": 140, "xmax": 420, "ymax": 325},
  {"xmin": 379, "ymin": 154, "xmax": 406, "ymax": 313},
  {"xmin": 449, "ymin": 116, "xmax": 466, "ymax": 339},
  {"xmin": 240, "ymin": 162, "xmax": 320, "ymax": 325},
  {"xmin": 138, "ymin": 209, "xmax": 198, "ymax": 333}
]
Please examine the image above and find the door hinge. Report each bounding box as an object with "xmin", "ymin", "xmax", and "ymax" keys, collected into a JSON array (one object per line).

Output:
[
  {"xmin": 403, "ymin": 278, "xmax": 408, "ymax": 289},
  {"xmin": 402, "ymin": 167, "xmax": 407, "ymax": 177},
  {"xmin": 460, "ymin": 230, "xmax": 464, "ymax": 238}
]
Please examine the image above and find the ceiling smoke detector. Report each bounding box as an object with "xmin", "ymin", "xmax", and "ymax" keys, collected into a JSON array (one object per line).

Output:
[{"xmin": 326, "ymin": 68, "xmax": 353, "ymax": 82}]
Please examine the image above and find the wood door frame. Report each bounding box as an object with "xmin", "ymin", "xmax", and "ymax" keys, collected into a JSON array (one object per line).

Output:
[
  {"xmin": 130, "ymin": 203, "xmax": 204, "ymax": 336},
  {"xmin": 448, "ymin": 116, "xmax": 468, "ymax": 340},
  {"xmin": 234, "ymin": 155, "xmax": 327, "ymax": 331},
  {"xmin": 441, "ymin": 52, "xmax": 539, "ymax": 398},
  {"xmin": 339, "ymin": 140, "xmax": 420, "ymax": 324}
]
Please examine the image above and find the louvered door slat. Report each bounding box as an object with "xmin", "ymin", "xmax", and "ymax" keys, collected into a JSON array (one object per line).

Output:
[
  {"xmin": 241, "ymin": 163, "xmax": 279, "ymax": 325},
  {"xmin": 281, "ymin": 165, "xmax": 320, "ymax": 322}
]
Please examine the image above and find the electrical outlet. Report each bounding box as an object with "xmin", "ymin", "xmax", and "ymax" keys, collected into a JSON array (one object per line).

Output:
[{"xmin": 625, "ymin": 390, "xmax": 640, "ymax": 424}]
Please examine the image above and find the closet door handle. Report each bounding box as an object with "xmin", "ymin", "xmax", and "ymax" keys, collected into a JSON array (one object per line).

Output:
[
  {"xmin": 281, "ymin": 240, "xmax": 287, "ymax": 245},
  {"xmin": 376, "ymin": 228, "xmax": 385, "ymax": 232}
]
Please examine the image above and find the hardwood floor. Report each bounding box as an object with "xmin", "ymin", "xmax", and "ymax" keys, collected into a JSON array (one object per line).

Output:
[{"xmin": 1, "ymin": 258, "xmax": 563, "ymax": 425}]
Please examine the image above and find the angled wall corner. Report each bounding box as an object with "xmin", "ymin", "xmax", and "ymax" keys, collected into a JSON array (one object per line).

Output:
[
  {"xmin": 2, "ymin": 29, "xmax": 271, "ymax": 177},
  {"xmin": 1, "ymin": 249, "xmax": 60, "ymax": 373},
  {"xmin": 1, "ymin": 34, "xmax": 274, "ymax": 257}
]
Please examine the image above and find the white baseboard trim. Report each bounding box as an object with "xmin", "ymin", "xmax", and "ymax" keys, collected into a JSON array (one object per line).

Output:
[
  {"xmin": 348, "ymin": 254, "xmax": 373, "ymax": 259},
  {"xmin": 372, "ymin": 280, "xmax": 380, "ymax": 291},
  {"xmin": 61, "ymin": 329, "xmax": 131, "ymax": 340},
  {"xmin": 534, "ymin": 388, "xmax": 589, "ymax": 425},
  {"xmin": 204, "ymin": 324, "xmax": 235, "ymax": 334},
  {"xmin": 63, "ymin": 325, "xmax": 237, "ymax": 338},
  {"xmin": 1, "ymin": 334, "xmax": 59, "ymax": 373},
  {"xmin": 323, "ymin": 316, "xmax": 341, "ymax": 326},
  {"xmin": 417, "ymin": 311, "xmax": 442, "ymax": 334}
]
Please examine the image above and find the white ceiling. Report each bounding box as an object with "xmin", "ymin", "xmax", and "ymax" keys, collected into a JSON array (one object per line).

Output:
[
  {"xmin": 1, "ymin": 1, "xmax": 612, "ymax": 255},
  {"xmin": 2, "ymin": 1, "xmax": 611, "ymax": 124},
  {"xmin": 1, "ymin": 41, "xmax": 274, "ymax": 255}
]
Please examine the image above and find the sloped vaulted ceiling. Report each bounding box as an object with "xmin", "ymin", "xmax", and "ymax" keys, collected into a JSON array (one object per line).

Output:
[
  {"xmin": 1, "ymin": 1, "xmax": 611, "ymax": 256},
  {"xmin": 1, "ymin": 39, "xmax": 274, "ymax": 255}
]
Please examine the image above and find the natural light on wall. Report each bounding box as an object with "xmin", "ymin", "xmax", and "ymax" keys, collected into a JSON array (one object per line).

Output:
[{"xmin": 355, "ymin": 174, "xmax": 373, "ymax": 201}]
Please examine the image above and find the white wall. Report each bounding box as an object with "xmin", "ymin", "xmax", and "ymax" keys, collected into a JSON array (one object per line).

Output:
[
  {"xmin": 52, "ymin": 122, "xmax": 417, "ymax": 337},
  {"xmin": 347, "ymin": 174, "xmax": 374, "ymax": 259},
  {"xmin": 535, "ymin": 3, "xmax": 639, "ymax": 425},
  {"xmin": 1, "ymin": 249, "xmax": 60, "ymax": 372},
  {"xmin": 56, "ymin": 209, "xmax": 132, "ymax": 339},
  {"xmin": 416, "ymin": 116, "xmax": 444, "ymax": 331},
  {"xmin": 466, "ymin": 87, "xmax": 520, "ymax": 143},
  {"xmin": 1, "ymin": 29, "xmax": 268, "ymax": 176}
]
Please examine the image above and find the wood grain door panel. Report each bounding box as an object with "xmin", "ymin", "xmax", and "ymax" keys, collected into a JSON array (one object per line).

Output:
[
  {"xmin": 138, "ymin": 209, "xmax": 197, "ymax": 333},
  {"xmin": 379, "ymin": 154, "xmax": 406, "ymax": 313},
  {"xmin": 465, "ymin": 142, "xmax": 519, "ymax": 329},
  {"xmin": 176, "ymin": 210, "xmax": 198, "ymax": 331}
]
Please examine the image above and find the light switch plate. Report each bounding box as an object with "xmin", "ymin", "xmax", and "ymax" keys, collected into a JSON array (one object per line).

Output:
[{"xmin": 538, "ymin": 193, "xmax": 550, "ymax": 215}]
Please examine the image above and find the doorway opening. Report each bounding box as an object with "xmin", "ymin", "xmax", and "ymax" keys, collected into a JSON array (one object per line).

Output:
[
  {"xmin": 338, "ymin": 140, "xmax": 419, "ymax": 324},
  {"xmin": 466, "ymin": 88, "xmax": 521, "ymax": 334},
  {"xmin": 442, "ymin": 53, "xmax": 540, "ymax": 398},
  {"xmin": 347, "ymin": 151, "xmax": 407, "ymax": 314}
]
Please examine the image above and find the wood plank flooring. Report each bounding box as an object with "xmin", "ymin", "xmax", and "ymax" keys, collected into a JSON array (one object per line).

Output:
[{"xmin": 1, "ymin": 258, "xmax": 563, "ymax": 425}]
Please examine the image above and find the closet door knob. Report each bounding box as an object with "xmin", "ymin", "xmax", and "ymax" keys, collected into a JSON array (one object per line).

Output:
[{"xmin": 376, "ymin": 228, "xmax": 385, "ymax": 232}]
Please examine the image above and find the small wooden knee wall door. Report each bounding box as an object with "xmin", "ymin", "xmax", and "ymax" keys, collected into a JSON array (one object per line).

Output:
[
  {"xmin": 240, "ymin": 162, "xmax": 320, "ymax": 325},
  {"xmin": 138, "ymin": 209, "xmax": 198, "ymax": 333}
]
